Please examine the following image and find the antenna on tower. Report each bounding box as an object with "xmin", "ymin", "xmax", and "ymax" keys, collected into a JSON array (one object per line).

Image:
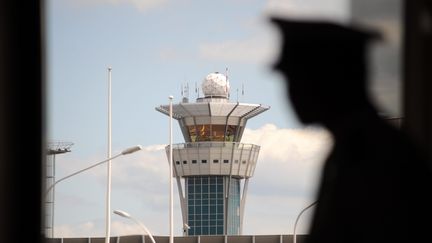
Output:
[
  {"xmin": 236, "ymin": 88, "xmax": 239, "ymax": 103},
  {"xmin": 242, "ymin": 83, "xmax": 244, "ymax": 100},
  {"xmin": 195, "ymin": 82, "xmax": 199, "ymax": 99},
  {"xmin": 182, "ymin": 82, "xmax": 189, "ymax": 103},
  {"xmin": 225, "ymin": 67, "xmax": 229, "ymax": 98}
]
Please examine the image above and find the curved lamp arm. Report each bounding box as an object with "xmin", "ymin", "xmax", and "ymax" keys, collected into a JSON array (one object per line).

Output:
[
  {"xmin": 45, "ymin": 145, "xmax": 142, "ymax": 196},
  {"xmin": 293, "ymin": 201, "xmax": 317, "ymax": 243},
  {"xmin": 113, "ymin": 210, "xmax": 156, "ymax": 243}
]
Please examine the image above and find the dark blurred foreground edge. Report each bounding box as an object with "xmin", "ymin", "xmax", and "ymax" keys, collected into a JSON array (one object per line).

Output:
[{"xmin": 0, "ymin": 0, "xmax": 44, "ymax": 242}]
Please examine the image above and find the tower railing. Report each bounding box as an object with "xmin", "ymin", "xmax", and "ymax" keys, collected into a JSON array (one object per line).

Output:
[{"xmin": 168, "ymin": 142, "xmax": 259, "ymax": 150}]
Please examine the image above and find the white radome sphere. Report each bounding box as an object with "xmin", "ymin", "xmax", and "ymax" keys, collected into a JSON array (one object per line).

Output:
[{"xmin": 202, "ymin": 72, "xmax": 230, "ymax": 97}]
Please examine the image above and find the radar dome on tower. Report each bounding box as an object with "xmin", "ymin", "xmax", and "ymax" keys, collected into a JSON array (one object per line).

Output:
[{"xmin": 202, "ymin": 72, "xmax": 230, "ymax": 98}]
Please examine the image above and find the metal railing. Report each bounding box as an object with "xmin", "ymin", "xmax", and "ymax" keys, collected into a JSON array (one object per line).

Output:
[{"xmin": 166, "ymin": 142, "xmax": 260, "ymax": 151}]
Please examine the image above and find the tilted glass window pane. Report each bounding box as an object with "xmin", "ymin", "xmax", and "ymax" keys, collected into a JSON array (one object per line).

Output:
[
  {"xmin": 197, "ymin": 124, "xmax": 211, "ymax": 141},
  {"xmin": 188, "ymin": 185, "xmax": 194, "ymax": 193},
  {"xmin": 217, "ymin": 185, "xmax": 223, "ymax": 192},
  {"xmin": 191, "ymin": 124, "xmax": 239, "ymax": 142},
  {"xmin": 188, "ymin": 125, "xmax": 197, "ymax": 142},
  {"xmin": 210, "ymin": 185, "xmax": 216, "ymax": 193},
  {"xmin": 203, "ymin": 205, "xmax": 209, "ymax": 214},
  {"xmin": 211, "ymin": 125, "xmax": 225, "ymax": 141},
  {"xmin": 202, "ymin": 185, "xmax": 209, "ymax": 193},
  {"xmin": 227, "ymin": 178, "xmax": 240, "ymax": 235},
  {"xmin": 226, "ymin": 125, "xmax": 237, "ymax": 141}
]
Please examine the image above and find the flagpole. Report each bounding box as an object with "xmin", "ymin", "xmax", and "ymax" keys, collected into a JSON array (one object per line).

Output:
[{"xmin": 105, "ymin": 67, "xmax": 112, "ymax": 243}]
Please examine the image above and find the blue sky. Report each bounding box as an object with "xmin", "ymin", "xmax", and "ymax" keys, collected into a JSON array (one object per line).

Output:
[{"xmin": 46, "ymin": 0, "xmax": 400, "ymax": 238}]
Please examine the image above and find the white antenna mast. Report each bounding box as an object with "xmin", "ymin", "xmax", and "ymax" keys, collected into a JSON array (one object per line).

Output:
[
  {"xmin": 195, "ymin": 82, "xmax": 200, "ymax": 99},
  {"xmin": 236, "ymin": 88, "xmax": 239, "ymax": 103},
  {"xmin": 225, "ymin": 67, "xmax": 229, "ymax": 98},
  {"xmin": 242, "ymin": 83, "xmax": 244, "ymax": 101},
  {"xmin": 181, "ymin": 82, "xmax": 190, "ymax": 103}
]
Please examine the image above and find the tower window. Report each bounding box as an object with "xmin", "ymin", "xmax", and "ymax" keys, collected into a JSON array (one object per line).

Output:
[
  {"xmin": 213, "ymin": 159, "xmax": 219, "ymax": 163},
  {"xmin": 183, "ymin": 160, "xmax": 187, "ymax": 164},
  {"xmin": 188, "ymin": 124, "xmax": 239, "ymax": 142},
  {"xmin": 192, "ymin": 160, "xmax": 197, "ymax": 164},
  {"xmin": 202, "ymin": 159, "xmax": 207, "ymax": 163},
  {"xmin": 176, "ymin": 161, "xmax": 180, "ymax": 165},
  {"xmin": 223, "ymin": 159, "xmax": 229, "ymax": 163}
]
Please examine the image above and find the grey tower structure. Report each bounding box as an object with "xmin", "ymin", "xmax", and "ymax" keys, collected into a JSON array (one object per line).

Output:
[{"xmin": 156, "ymin": 72, "xmax": 269, "ymax": 236}]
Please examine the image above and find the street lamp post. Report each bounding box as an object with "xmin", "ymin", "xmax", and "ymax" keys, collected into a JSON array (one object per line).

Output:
[
  {"xmin": 113, "ymin": 210, "xmax": 156, "ymax": 243},
  {"xmin": 183, "ymin": 223, "xmax": 191, "ymax": 236},
  {"xmin": 44, "ymin": 145, "xmax": 142, "ymax": 238},
  {"xmin": 293, "ymin": 201, "xmax": 317, "ymax": 243},
  {"xmin": 168, "ymin": 96, "xmax": 174, "ymax": 243}
]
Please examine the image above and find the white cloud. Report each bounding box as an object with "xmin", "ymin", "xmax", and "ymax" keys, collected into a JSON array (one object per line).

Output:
[
  {"xmin": 197, "ymin": 0, "xmax": 351, "ymax": 65},
  {"xmin": 55, "ymin": 221, "xmax": 102, "ymax": 237},
  {"xmin": 241, "ymin": 124, "xmax": 332, "ymax": 234},
  {"xmin": 111, "ymin": 220, "xmax": 146, "ymax": 236},
  {"xmin": 66, "ymin": 0, "xmax": 168, "ymax": 12},
  {"xmin": 198, "ymin": 35, "xmax": 279, "ymax": 65},
  {"xmin": 242, "ymin": 123, "xmax": 332, "ymax": 164},
  {"xmin": 54, "ymin": 124, "xmax": 333, "ymax": 237},
  {"xmin": 264, "ymin": 0, "xmax": 351, "ymax": 23},
  {"xmin": 244, "ymin": 194, "xmax": 316, "ymax": 235}
]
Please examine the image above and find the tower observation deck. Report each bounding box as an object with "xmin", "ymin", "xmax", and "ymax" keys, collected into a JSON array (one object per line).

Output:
[{"xmin": 156, "ymin": 72, "xmax": 269, "ymax": 236}]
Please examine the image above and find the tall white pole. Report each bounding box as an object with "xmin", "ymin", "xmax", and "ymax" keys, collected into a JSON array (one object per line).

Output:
[
  {"xmin": 169, "ymin": 95, "xmax": 174, "ymax": 243},
  {"xmin": 105, "ymin": 67, "xmax": 112, "ymax": 243}
]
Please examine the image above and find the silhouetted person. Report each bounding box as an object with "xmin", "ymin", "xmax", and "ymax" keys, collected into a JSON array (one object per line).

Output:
[{"xmin": 270, "ymin": 18, "xmax": 432, "ymax": 243}]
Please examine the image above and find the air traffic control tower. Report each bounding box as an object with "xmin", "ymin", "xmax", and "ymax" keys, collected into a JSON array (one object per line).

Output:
[{"xmin": 156, "ymin": 72, "xmax": 269, "ymax": 236}]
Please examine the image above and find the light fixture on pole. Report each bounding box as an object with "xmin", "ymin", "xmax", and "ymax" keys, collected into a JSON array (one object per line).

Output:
[
  {"xmin": 44, "ymin": 145, "xmax": 142, "ymax": 196},
  {"xmin": 168, "ymin": 95, "xmax": 174, "ymax": 243},
  {"xmin": 293, "ymin": 201, "xmax": 317, "ymax": 243},
  {"xmin": 183, "ymin": 223, "xmax": 191, "ymax": 236},
  {"xmin": 106, "ymin": 66, "xmax": 113, "ymax": 243},
  {"xmin": 113, "ymin": 210, "xmax": 156, "ymax": 243}
]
